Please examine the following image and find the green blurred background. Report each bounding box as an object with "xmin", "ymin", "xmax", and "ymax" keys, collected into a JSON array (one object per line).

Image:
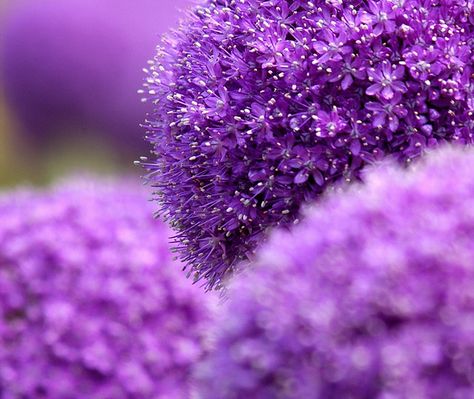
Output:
[
  {"xmin": 0, "ymin": 0, "xmax": 190, "ymax": 187},
  {"xmin": 0, "ymin": 0, "xmax": 129, "ymax": 187}
]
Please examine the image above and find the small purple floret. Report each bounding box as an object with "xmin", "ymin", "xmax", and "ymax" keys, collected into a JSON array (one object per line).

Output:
[{"xmin": 143, "ymin": 0, "xmax": 474, "ymax": 288}]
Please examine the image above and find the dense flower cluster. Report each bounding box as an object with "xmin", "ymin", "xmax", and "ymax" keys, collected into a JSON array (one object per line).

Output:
[
  {"xmin": 0, "ymin": 179, "xmax": 213, "ymax": 399},
  {"xmin": 193, "ymin": 146, "xmax": 474, "ymax": 398},
  {"xmin": 1, "ymin": 0, "xmax": 190, "ymax": 153},
  {"xmin": 144, "ymin": 0, "xmax": 474, "ymax": 288}
]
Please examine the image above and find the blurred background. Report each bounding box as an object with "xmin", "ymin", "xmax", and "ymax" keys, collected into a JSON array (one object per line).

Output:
[{"xmin": 0, "ymin": 0, "xmax": 191, "ymax": 187}]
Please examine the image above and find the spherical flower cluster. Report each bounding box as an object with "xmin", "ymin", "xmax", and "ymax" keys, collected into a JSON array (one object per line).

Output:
[
  {"xmin": 193, "ymin": 146, "xmax": 474, "ymax": 398},
  {"xmin": 1, "ymin": 0, "xmax": 190, "ymax": 153},
  {"xmin": 144, "ymin": 0, "xmax": 474, "ymax": 288},
  {"xmin": 0, "ymin": 179, "xmax": 214, "ymax": 399}
]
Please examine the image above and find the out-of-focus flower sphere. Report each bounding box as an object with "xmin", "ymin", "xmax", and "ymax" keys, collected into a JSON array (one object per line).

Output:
[
  {"xmin": 1, "ymin": 0, "xmax": 190, "ymax": 156},
  {"xmin": 0, "ymin": 179, "xmax": 214, "ymax": 398},
  {"xmin": 194, "ymin": 146, "xmax": 474, "ymax": 398},
  {"xmin": 143, "ymin": 0, "xmax": 474, "ymax": 289}
]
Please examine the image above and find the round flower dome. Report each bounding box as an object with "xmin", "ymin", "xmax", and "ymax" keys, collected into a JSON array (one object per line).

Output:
[
  {"xmin": 143, "ymin": 0, "xmax": 474, "ymax": 288},
  {"xmin": 0, "ymin": 178, "xmax": 214, "ymax": 398},
  {"xmin": 194, "ymin": 146, "xmax": 474, "ymax": 398}
]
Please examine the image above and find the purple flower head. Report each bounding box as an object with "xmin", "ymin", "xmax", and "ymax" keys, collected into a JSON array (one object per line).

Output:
[
  {"xmin": 1, "ymin": 0, "xmax": 190, "ymax": 154},
  {"xmin": 0, "ymin": 178, "xmax": 214, "ymax": 399},
  {"xmin": 143, "ymin": 0, "xmax": 474, "ymax": 289},
  {"xmin": 194, "ymin": 146, "xmax": 474, "ymax": 399}
]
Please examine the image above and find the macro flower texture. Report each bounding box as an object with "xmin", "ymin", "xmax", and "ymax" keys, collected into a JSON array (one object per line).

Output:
[
  {"xmin": 143, "ymin": 0, "xmax": 474, "ymax": 289},
  {"xmin": 193, "ymin": 146, "xmax": 474, "ymax": 399},
  {"xmin": 0, "ymin": 179, "xmax": 213, "ymax": 399},
  {"xmin": 1, "ymin": 0, "xmax": 190, "ymax": 153}
]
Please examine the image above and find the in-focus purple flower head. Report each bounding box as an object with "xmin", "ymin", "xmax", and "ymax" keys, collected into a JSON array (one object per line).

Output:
[
  {"xmin": 0, "ymin": 178, "xmax": 214, "ymax": 399},
  {"xmin": 1, "ymin": 0, "xmax": 191, "ymax": 154},
  {"xmin": 193, "ymin": 145, "xmax": 474, "ymax": 399},
  {"xmin": 143, "ymin": 0, "xmax": 474, "ymax": 289}
]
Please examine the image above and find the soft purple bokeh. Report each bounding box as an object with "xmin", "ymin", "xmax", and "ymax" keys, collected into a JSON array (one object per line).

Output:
[
  {"xmin": 143, "ymin": 0, "xmax": 474, "ymax": 289},
  {"xmin": 0, "ymin": 178, "xmax": 214, "ymax": 398},
  {"xmin": 194, "ymin": 146, "xmax": 474, "ymax": 398},
  {"xmin": 1, "ymin": 0, "xmax": 191, "ymax": 154}
]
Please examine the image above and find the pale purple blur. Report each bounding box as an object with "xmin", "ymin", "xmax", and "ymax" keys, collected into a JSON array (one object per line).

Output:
[{"xmin": 1, "ymin": 0, "xmax": 192, "ymax": 154}]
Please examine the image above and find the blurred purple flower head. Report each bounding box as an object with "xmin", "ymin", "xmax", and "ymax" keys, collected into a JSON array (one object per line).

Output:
[
  {"xmin": 1, "ymin": 0, "xmax": 190, "ymax": 154},
  {"xmin": 193, "ymin": 145, "xmax": 474, "ymax": 399},
  {"xmin": 0, "ymin": 178, "xmax": 214, "ymax": 399},
  {"xmin": 143, "ymin": 0, "xmax": 474, "ymax": 289}
]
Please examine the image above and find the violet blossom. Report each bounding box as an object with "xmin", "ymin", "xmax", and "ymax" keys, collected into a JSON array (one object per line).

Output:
[
  {"xmin": 0, "ymin": 179, "xmax": 214, "ymax": 399},
  {"xmin": 193, "ymin": 146, "xmax": 474, "ymax": 399},
  {"xmin": 143, "ymin": 0, "xmax": 474, "ymax": 289}
]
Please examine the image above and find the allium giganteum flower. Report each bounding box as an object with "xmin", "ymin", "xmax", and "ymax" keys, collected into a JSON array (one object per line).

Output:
[
  {"xmin": 193, "ymin": 146, "xmax": 474, "ymax": 399},
  {"xmin": 143, "ymin": 0, "xmax": 474, "ymax": 288},
  {"xmin": 0, "ymin": 179, "xmax": 213, "ymax": 399}
]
